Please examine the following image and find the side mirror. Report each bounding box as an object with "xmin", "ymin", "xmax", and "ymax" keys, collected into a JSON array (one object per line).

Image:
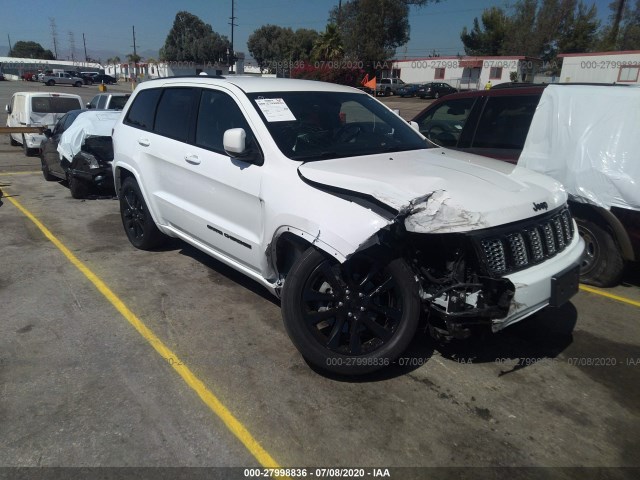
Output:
[
  {"xmin": 223, "ymin": 128, "xmax": 247, "ymax": 155},
  {"xmin": 86, "ymin": 102, "xmax": 92, "ymax": 108},
  {"xmin": 5, "ymin": 105, "xmax": 11, "ymax": 114},
  {"xmin": 223, "ymin": 128, "xmax": 262, "ymax": 165},
  {"xmin": 43, "ymin": 128, "xmax": 53, "ymax": 138},
  {"xmin": 409, "ymin": 121, "xmax": 420, "ymax": 132}
]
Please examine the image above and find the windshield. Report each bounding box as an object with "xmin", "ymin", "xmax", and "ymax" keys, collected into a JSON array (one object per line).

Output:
[
  {"xmin": 247, "ymin": 91, "xmax": 430, "ymax": 161},
  {"xmin": 31, "ymin": 96, "xmax": 82, "ymax": 114}
]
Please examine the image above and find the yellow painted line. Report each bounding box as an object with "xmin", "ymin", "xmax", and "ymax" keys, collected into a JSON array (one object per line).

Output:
[
  {"xmin": 6, "ymin": 193, "xmax": 284, "ymax": 471},
  {"xmin": 580, "ymin": 285, "xmax": 640, "ymax": 308},
  {"xmin": 0, "ymin": 170, "xmax": 41, "ymax": 176}
]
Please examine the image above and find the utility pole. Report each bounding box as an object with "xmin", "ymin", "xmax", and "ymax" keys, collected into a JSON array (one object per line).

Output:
[
  {"xmin": 83, "ymin": 33, "xmax": 88, "ymax": 63},
  {"xmin": 132, "ymin": 25, "xmax": 138, "ymax": 82},
  {"xmin": 609, "ymin": 0, "xmax": 627, "ymax": 49},
  {"xmin": 49, "ymin": 18, "xmax": 58, "ymax": 59},
  {"xmin": 229, "ymin": 0, "xmax": 237, "ymax": 73},
  {"xmin": 68, "ymin": 31, "xmax": 76, "ymax": 62},
  {"xmin": 7, "ymin": 34, "xmax": 12, "ymax": 55}
]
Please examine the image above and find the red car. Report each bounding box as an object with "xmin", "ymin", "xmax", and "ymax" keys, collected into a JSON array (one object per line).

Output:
[{"xmin": 412, "ymin": 84, "xmax": 639, "ymax": 287}]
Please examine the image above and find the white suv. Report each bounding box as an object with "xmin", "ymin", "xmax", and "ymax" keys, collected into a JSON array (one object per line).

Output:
[{"xmin": 112, "ymin": 76, "xmax": 584, "ymax": 375}]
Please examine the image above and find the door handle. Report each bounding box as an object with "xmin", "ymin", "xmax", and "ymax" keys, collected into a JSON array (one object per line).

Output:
[
  {"xmin": 185, "ymin": 154, "xmax": 200, "ymax": 165},
  {"xmin": 138, "ymin": 138, "xmax": 150, "ymax": 147}
]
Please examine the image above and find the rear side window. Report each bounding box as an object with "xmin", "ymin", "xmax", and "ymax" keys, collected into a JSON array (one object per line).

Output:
[
  {"xmin": 154, "ymin": 88, "xmax": 198, "ymax": 142},
  {"xmin": 124, "ymin": 88, "xmax": 162, "ymax": 131},
  {"xmin": 31, "ymin": 97, "xmax": 82, "ymax": 113},
  {"xmin": 471, "ymin": 95, "xmax": 539, "ymax": 150}
]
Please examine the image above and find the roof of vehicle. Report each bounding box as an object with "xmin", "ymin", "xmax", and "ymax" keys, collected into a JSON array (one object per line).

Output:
[
  {"xmin": 136, "ymin": 76, "xmax": 360, "ymax": 94},
  {"xmin": 11, "ymin": 91, "xmax": 83, "ymax": 98}
]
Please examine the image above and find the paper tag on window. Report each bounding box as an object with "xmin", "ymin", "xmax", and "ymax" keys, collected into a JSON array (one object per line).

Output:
[{"xmin": 255, "ymin": 98, "xmax": 296, "ymax": 122}]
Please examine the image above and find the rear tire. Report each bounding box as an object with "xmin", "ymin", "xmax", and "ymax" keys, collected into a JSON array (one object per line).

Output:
[
  {"xmin": 282, "ymin": 248, "xmax": 421, "ymax": 375},
  {"xmin": 41, "ymin": 158, "xmax": 56, "ymax": 181},
  {"xmin": 47, "ymin": 80, "xmax": 55, "ymax": 86},
  {"xmin": 576, "ymin": 217, "xmax": 625, "ymax": 287},
  {"xmin": 119, "ymin": 176, "xmax": 167, "ymax": 250}
]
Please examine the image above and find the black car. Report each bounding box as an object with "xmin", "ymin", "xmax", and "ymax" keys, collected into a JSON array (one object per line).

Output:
[
  {"xmin": 40, "ymin": 110, "xmax": 114, "ymax": 198},
  {"xmin": 418, "ymin": 82, "xmax": 458, "ymax": 99},
  {"xmin": 396, "ymin": 83, "xmax": 424, "ymax": 98},
  {"xmin": 65, "ymin": 71, "xmax": 95, "ymax": 85},
  {"xmin": 92, "ymin": 74, "xmax": 117, "ymax": 85}
]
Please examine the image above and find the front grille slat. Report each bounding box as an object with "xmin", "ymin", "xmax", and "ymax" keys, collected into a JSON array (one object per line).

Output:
[{"xmin": 478, "ymin": 207, "xmax": 575, "ymax": 275}]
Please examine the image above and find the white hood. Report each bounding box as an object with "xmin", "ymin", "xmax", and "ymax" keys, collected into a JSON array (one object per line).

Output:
[{"xmin": 298, "ymin": 148, "xmax": 567, "ymax": 233}]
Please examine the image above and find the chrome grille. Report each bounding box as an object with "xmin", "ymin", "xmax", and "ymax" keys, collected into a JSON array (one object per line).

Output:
[{"xmin": 478, "ymin": 207, "xmax": 575, "ymax": 275}]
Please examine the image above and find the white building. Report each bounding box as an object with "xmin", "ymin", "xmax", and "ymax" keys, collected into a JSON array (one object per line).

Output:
[
  {"xmin": 558, "ymin": 50, "xmax": 640, "ymax": 85},
  {"xmin": 389, "ymin": 55, "xmax": 543, "ymax": 90}
]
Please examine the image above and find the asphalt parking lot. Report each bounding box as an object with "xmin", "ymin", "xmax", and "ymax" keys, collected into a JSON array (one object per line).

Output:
[{"xmin": 0, "ymin": 79, "xmax": 639, "ymax": 479}]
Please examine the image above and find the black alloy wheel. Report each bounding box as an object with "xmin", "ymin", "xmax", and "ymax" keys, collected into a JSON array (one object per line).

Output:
[
  {"xmin": 119, "ymin": 176, "xmax": 166, "ymax": 250},
  {"xmin": 282, "ymin": 248, "xmax": 420, "ymax": 375}
]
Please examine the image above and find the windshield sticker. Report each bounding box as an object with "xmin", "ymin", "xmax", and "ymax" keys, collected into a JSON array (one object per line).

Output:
[{"xmin": 255, "ymin": 98, "xmax": 296, "ymax": 122}]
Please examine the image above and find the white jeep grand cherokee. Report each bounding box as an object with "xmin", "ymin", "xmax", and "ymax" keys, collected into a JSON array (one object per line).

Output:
[{"xmin": 112, "ymin": 76, "xmax": 584, "ymax": 375}]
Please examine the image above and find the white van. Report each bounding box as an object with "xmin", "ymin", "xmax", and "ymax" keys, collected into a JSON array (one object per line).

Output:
[{"xmin": 5, "ymin": 92, "xmax": 84, "ymax": 156}]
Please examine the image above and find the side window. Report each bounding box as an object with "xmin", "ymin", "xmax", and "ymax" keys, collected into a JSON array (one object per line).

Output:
[
  {"xmin": 415, "ymin": 97, "xmax": 475, "ymax": 148},
  {"xmin": 97, "ymin": 96, "xmax": 108, "ymax": 109},
  {"xmin": 154, "ymin": 88, "xmax": 198, "ymax": 142},
  {"xmin": 89, "ymin": 96, "xmax": 100, "ymax": 109},
  {"xmin": 124, "ymin": 88, "xmax": 162, "ymax": 131},
  {"xmin": 54, "ymin": 114, "xmax": 69, "ymax": 135},
  {"xmin": 471, "ymin": 95, "xmax": 539, "ymax": 150},
  {"xmin": 195, "ymin": 90, "xmax": 253, "ymax": 153}
]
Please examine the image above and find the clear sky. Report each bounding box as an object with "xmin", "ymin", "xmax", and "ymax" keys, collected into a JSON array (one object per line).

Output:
[{"xmin": 0, "ymin": 0, "xmax": 614, "ymax": 63}]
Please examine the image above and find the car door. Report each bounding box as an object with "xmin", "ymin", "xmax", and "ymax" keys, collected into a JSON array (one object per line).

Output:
[
  {"xmin": 137, "ymin": 87, "xmax": 265, "ymax": 271},
  {"xmin": 41, "ymin": 114, "xmax": 69, "ymax": 177},
  {"xmin": 465, "ymin": 94, "xmax": 540, "ymax": 163}
]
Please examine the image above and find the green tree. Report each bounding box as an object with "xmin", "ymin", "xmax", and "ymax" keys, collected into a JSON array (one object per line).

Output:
[
  {"xmin": 599, "ymin": 0, "xmax": 640, "ymax": 50},
  {"xmin": 159, "ymin": 11, "xmax": 231, "ymax": 64},
  {"xmin": 460, "ymin": 7, "xmax": 510, "ymax": 55},
  {"xmin": 329, "ymin": 0, "xmax": 441, "ymax": 62},
  {"xmin": 311, "ymin": 24, "xmax": 344, "ymax": 61},
  {"xmin": 8, "ymin": 41, "xmax": 55, "ymax": 59},
  {"xmin": 127, "ymin": 53, "xmax": 142, "ymax": 64},
  {"xmin": 558, "ymin": 1, "xmax": 600, "ymax": 53},
  {"xmin": 248, "ymin": 25, "xmax": 317, "ymax": 72}
]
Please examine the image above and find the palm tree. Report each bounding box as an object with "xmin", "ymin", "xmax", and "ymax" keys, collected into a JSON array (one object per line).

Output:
[
  {"xmin": 312, "ymin": 24, "xmax": 344, "ymax": 62},
  {"xmin": 106, "ymin": 56, "xmax": 121, "ymax": 77}
]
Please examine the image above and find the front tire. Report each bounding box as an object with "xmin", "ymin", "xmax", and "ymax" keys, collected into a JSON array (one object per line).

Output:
[
  {"xmin": 282, "ymin": 248, "xmax": 421, "ymax": 375},
  {"xmin": 74, "ymin": 81, "xmax": 82, "ymax": 87},
  {"xmin": 22, "ymin": 135, "xmax": 35, "ymax": 156},
  {"xmin": 119, "ymin": 176, "xmax": 167, "ymax": 250},
  {"xmin": 576, "ymin": 218, "xmax": 624, "ymax": 287},
  {"xmin": 67, "ymin": 172, "xmax": 90, "ymax": 198}
]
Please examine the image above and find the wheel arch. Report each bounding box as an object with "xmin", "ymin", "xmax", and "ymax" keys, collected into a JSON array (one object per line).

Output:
[{"xmin": 569, "ymin": 200, "xmax": 634, "ymax": 261}]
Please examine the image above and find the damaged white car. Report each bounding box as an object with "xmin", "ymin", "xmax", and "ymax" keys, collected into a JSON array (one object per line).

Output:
[{"xmin": 112, "ymin": 77, "xmax": 584, "ymax": 375}]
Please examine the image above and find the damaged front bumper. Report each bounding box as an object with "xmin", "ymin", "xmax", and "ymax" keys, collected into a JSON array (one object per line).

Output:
[{"xmin": 412, "ymin": 208, "xmax": 585, "ymax": 339}]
